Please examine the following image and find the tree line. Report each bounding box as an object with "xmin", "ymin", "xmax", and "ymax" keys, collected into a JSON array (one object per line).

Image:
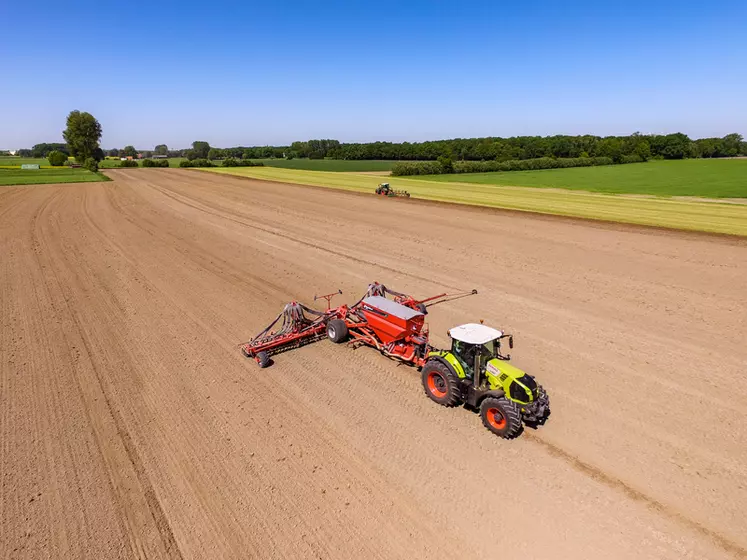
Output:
[
  {"xmin": 166, "ymin": 133, "xmax": 747, "ymax": 163},
  {"xmin": 14, "ymin": 114, "xmax": 746, "ymax": 166},
  {"xmin": 288, "ymin": 133, "xmax": 746, "ymax": 162}
]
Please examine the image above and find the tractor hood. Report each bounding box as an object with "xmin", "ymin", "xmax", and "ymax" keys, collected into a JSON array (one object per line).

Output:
[{"xmin": 485, "ymin": 358, "xmax": 526, "ymax": 386}]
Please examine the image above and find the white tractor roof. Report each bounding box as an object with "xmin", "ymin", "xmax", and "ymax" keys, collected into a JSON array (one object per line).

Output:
[{"xmin": 449, "ymin": 323, "xmax": 503, "ymax": 344}]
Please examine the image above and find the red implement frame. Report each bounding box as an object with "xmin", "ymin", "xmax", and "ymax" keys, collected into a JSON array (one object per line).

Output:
[{"xmin": 240, "ymin": 282, "xmax": 477, "ymax": 368}]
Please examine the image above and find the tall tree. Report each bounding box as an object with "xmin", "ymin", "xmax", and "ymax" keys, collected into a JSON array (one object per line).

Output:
[
  {"xmin": 154, "ymin": 144, "xmax": 168, "ymax": 156},
  {"xmin": 122, "ymin": 145, "xmax": 138, "ymax": 157},
  {"xmin": 191, "ymin": 141, "xmax": 210, "ymax": 159},
  {"xmin": 722, "ymin": 133, "xmax": 743, "ymax": 157},
  {"xmin": 62, "ymin": 110, "xmax": 103, "ymax": 162}
]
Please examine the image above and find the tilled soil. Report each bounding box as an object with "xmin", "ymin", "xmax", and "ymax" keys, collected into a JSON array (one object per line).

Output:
[{"xmin": 2, "ymin": 169, "xmax": 746, "ymax": 559}]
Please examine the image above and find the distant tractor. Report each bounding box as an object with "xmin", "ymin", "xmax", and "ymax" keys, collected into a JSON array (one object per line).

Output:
[
  {"xmin": 375, "ymin": 183, "xmax": 410, "ymax": 198},
  {"xmin": 424, "ymin": 323, "xmax": 550, "ymax": 438}
]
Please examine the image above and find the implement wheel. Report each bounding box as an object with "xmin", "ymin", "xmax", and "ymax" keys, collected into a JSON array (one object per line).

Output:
[
  {"xmin": 327, "ymin": 319, "xmax": 349, "ymax": 343},
  {"xmin": 256, "ymin": 351, "xmax": 271, "ymax": 369},
  {"xmin": 480, "ymin": 397, "xmax": 522, "ymax": 439},
  {"xmin": 421, "ymin": 361, "xmax": 461, "ymax": 407}
]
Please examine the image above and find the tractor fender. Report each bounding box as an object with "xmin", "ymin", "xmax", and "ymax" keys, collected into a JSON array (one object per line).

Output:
[
  {"xmin": 425, "ymin": 354, "xmax": 463, "ymax": 378},
  {"xmin": 465, "ymin": 388, "xmax": 506, "ymax": 409}
]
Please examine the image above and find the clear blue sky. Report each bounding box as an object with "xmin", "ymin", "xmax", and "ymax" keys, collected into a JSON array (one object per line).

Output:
[{"xmin": 2, "ymin": 0, "xmax": 746, "ymax": 149}]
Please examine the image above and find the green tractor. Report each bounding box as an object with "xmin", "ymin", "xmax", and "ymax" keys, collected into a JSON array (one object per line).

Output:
[{"xmin": 422, "ymin": 323, "xmax": 550, "ymax": 439}]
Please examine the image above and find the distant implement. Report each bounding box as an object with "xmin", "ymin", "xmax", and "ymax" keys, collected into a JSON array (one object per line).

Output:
[
  {"xmin": 375, "ymin": 183, "xmax": 410, "ymax": 198},
  {"xmin": 240, "ymin": 282, "xmax": 550, "ymax": 439}
]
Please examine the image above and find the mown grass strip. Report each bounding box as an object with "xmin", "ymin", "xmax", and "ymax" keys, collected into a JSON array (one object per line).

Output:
[
  {"xmin": 0, "ymin": 168, "xmax": 108, "ymax": 186},
  {"xmin": 201, "ymin": 166, "xmax": 747, "ymax": 237}
]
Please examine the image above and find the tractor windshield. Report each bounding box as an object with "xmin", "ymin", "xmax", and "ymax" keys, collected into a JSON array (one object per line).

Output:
[
  {"xmin": 485, "ymin": 338, "xmax": 509, "ymax": 360},
  {"xmin": 480, "ymin": 342, "xmax": 496, "ymax": 359}
]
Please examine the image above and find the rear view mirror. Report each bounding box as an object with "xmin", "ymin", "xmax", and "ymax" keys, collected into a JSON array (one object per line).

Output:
[{"xmin": 509, "ymin": 335, "xmax": 514, "ymax": 349}]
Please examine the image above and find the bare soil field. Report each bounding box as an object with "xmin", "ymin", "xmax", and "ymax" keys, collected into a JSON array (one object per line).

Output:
[{"xmin": 2, "ymin": 169, "xmax": 746, "ymax": 559}]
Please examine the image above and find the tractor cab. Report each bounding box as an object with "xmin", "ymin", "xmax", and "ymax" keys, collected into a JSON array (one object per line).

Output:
[
  {"xmin": 449, "ymin": 323, "xmax": 510, "ymax": 381},
  {"xmin": 446, "ymin": 323, "xmax": 545, "ymax": 409}
]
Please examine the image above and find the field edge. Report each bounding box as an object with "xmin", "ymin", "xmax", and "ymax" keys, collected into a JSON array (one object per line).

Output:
[{"xmin": 194, "ymin": 167, "xmax": 747, "ymax": 238}]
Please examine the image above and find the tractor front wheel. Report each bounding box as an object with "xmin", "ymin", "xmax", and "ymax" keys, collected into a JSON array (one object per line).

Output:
[
  {"xmin": 327, "ymin": 319, "xmax": 349, "ymax": 343},
  {"xmin": 421, "ymin": 361, "xmax": 462, "ymax": 407},
  {"xmin": 480, "ymin": 397, "xmax": 522, "ymax": 439}
]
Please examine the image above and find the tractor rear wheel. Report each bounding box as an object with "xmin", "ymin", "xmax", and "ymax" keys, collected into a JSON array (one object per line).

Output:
[
  {"xmin": 480, "ymin": 397, "xmax": 522, "ymax": 439},
  {"xmin": 256, "ymin": 351, "xmax": 271, "ymax": 369},
  {"xmin": 327, "ymin": 319, "xmax": 349, "ymax": 343},
  {"xmin": 421, "ymin": 361, "xmax": 462, "ymax": 407}
]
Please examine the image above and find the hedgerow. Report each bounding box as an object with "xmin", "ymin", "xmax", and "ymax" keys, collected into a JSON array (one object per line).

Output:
[
  {"xmin": 142, "ymin": 158, "xmax": 169, "ymax": 167},
  {"xmin": 84, "ymin": 157, "xmax": 99, "ymax": 172},
  {"xmin": 221, "ymin": 158, "xmax": 265, "ymax": 167},
  {"xmin": 390, "ymin": 156, "xmax": 637, "ymax": 176},
  {"xmin": 179, "ymin": 159, "xmax": 214, "ymax": 168}
]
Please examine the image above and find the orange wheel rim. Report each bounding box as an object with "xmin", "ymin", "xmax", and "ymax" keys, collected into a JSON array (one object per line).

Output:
[
  {"xmin": 427, "ymin": 372, "xmax": 447, "ymax": 398},
  {"xmin": 487, "ymin": 408, "xmax": 506, "ymax": 429}
]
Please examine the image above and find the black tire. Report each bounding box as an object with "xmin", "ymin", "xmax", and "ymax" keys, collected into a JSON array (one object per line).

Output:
[
  {"xmin": 415, "ymin": 302, "xmax": 427, "ymax": 315},
  {"xmin": 256, "ymin": 351, "xmax": 271, "ymax": 369},
  {"xmin": 480, "ymin": 397, "xmax": 522, "ymax": 439},
  {"xmin": 421, "ymin": 360, "xmax": 462, "ymax": 407},
  {"xmin": 537, "ymin": 384, "xmax": 550, "ymax": 410},
  {"xmin": 327, "ymin": 319, "xmax": 348, "ymax": 343}
]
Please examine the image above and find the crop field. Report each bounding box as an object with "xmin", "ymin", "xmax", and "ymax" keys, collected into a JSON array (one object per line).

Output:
[
  {"xmin": 0, "ymin": 167, "xmax": 107, "ymax": 186},
  {"xmin": 2, "ymin": 168, "xmax": 745, "ymax": 559},
  {"xmin": 423, "ymin": 159, "xmax": 747, "ymax": 198},
  {"xmin": 203, "ymin": 166, "xmax": 747, "ymax": 236}
]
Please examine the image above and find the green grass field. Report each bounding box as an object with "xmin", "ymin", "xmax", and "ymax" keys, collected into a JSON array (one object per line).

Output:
[
  {"xmin": 257, "ymin": 159, "xmax": 397, "ymax": 172},
  {"xmin": 0, "ymin": 167, "xmax": 108, "ymax": 186},
  {"xmin": 423, "ymin": 159, "xmax": 747, "ymax": 198},
  {"xmin": 201, "ymin": 166, "xmax": 747, "ymax": 236},
  {"xmin": 0, "ymin": 156, "xmax": 55, "ymax": 167}
]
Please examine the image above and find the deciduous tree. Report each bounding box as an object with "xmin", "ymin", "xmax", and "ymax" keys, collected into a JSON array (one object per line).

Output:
[
  {"xmin": 63, "ymin": 111, "xmax": 103, "ymax": 162},
  {"xmin": 47, "ymin": 150, "xmax": 68, "ymax": 166},
  {"xmin": 191, "ymin": 141, "xmax": 210, "ymax": 159}
]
